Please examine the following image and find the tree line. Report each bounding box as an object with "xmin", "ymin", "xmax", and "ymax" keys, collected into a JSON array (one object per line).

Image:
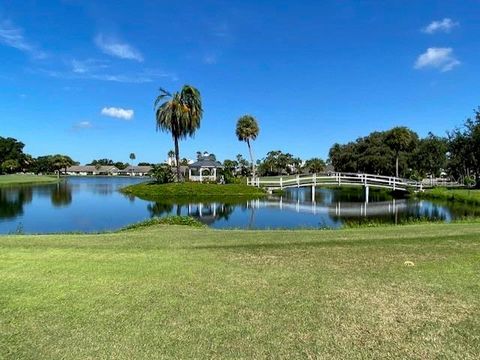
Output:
[
  {"xmin": 0, "ymin": 137, "xmax": 77, "ymax": 175},
  {"xmin": 328, "ymin": 108, "xmax": 480, "ymax": 185}
]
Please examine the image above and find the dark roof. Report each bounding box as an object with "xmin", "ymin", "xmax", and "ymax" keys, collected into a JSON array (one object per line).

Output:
[
  {"xmin": 67, "ymin": 165, "xmax": 118, "ymax": 172},
  {"xmin": 189, "ymin": 160, "xmax": 223, "ymax": 169},
  {"xmin": 119, "ymin": 166, "xmax": 153, "ymax": 173}
]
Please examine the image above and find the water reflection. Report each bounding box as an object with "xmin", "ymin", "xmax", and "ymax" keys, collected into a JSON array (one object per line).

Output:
[
  {"xmin": 148, "ymin": 202, "xmax": 174, "ymax": 217},
  {"xmin": 51, "ymin": 182, "xmax": 72, "ymax": 207},
  {"xmin": 0, "ymin": 187, "xmax": 32, "ymax": 219},
  {"xmin": 1, "ymin": 178, "xmax": 479, "ymax": 233}
]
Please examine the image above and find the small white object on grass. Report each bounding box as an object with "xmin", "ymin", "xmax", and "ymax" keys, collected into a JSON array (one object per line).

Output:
[{"xmin": 404, "ymin": 261, "xmax": 415, "ymax": 267}]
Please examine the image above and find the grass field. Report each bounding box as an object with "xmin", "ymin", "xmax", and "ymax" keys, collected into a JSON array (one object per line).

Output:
[
  {"xmin": 0, "ymin": 174, "xmax": 58, "ymax": 186},
  {"xmin": 419, "ymin": 187, "xmax": 480, "ymax": 205},
  {"xmin": 1, "ymin": 223, "xmax": 479, "ymax": 359},
  {"xmin": 121, "ymin": 182, "xmax": 266, "ymax": 202}
]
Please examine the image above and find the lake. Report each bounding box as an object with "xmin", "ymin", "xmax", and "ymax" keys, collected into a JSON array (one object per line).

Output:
[{"xmin": 0, "ymin": 177, "xmax": 478, "ymax": 234}]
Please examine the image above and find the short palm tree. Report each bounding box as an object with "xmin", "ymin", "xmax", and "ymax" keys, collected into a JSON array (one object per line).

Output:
[
  {"xmin": 154, "ymin": 85, "xmax": 203, "ymax": 181},
  {"xmin": 236, "ymin": 115, "xmax": 260, "ymax": 177}
]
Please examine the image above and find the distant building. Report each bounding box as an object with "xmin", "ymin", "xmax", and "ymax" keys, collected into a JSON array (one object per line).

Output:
[
  {"xmin": 66, "ymin": 165, "xmax": 119, "ymax": 176},
  {"xmin": 118, "ymin": 165, "xmax": 153, "ymax": 177}
]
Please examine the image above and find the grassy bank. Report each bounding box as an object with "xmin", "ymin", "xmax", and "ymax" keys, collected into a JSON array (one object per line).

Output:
[
  {"xmin": 1, "ymin": 223, "xmax": 479, "ymax": 358},
  {"xmin": 121, "ymin": 182, "xmax": 266, "ymax": 202},
  {"xmin": 418, "ymin": 187, "xmax": 480, "ymax": 206},
  {"xmin": 0, "ymin": 174, "xmax": 58, "ymax": 186}
]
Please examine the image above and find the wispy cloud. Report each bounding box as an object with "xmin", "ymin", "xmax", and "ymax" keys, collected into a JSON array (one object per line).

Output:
[
  {"xmin": 73, "ymin": 121, "xmax": 93, "ymax": 130},
  {"xmin": 101, "ymin": 107, "xmax": 134, "ymax": 120},
  {"xmin": 0, "ymin": 20, "xmax": 47, "ymax": 59},
  {"xmin": 71, "ymin": 58, "xmax": 108, "ymax": 74},
  {"xmin": 94, "ymin": 34, "xmax": 143, "ymax": 62},
  {"xmin": 422, "ymin": 18, "xmax": 458, "ymax": 34},
  {"xmin": 203, "ymin": 53, "xmax": 218, "ymax": 65},
  {"xmin": 211, "ymin": 22, "xmax": 230, "ymax": 38},
  {"xmin": 35, "ymin": 66, "xmax": 176, "ymax": 84},
  {"xmin": 414, "ymin": 47, "xmax": 460, "ymax": 72}
]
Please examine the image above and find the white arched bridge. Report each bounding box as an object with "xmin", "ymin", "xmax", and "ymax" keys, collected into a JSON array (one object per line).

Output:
[{"xmin": 247, "ymin": 173, "xmax": 460, "ymax": 203}]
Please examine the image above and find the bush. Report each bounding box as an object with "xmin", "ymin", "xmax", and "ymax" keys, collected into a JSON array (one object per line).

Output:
[
  {"xmin": 150, "ymin": 165, "xmax": 175, "ymax": 184},
  {"xmin": 121, "ymin": 216, "xmax": 205, "ymax": 230}
]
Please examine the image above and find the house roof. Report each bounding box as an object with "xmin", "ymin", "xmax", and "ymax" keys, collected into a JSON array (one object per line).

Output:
[
  {"xmin": 67, "ymin": 165, "xmax": 119, "ymax": 172},
  {"xmin": 119, "ymin": 165, "xmax": 153, "ymax": 173},
  {"xmin": 188, "ymin": 160, "xmax": 223, "ymax": 169},
  {"xmin": 67, "ymin": 165, "xmax": 118, "ymax": 172}
]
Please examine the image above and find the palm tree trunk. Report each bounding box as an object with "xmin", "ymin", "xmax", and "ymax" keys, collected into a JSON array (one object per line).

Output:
[
  {"xmin": 247, "ymin": 139, "xmax": 255, "ymax": 178},
  {"xmin": 395, "ymin": 154, "xmax": 399, "ymax": 178},
  {"xmin": 174, "ymin": 135, "xmax": 181, "ymax": 182}
]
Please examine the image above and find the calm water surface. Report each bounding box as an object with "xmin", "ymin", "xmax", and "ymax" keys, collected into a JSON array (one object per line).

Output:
[{"xmin": 0, "ymin": 177, "xmax": 478, "ymax": 234}]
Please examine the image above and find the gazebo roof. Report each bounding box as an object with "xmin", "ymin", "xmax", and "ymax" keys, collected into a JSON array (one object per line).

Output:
[{"xmin": 189, "ymin": 159, "xmax": 223, "ymax": 169}]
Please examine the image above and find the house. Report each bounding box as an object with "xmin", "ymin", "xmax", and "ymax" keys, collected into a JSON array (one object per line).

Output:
[
  {"xmin": 188, "ymin": 159, "xmax": 223, "ymax": 182},
  {"xmin": 118, "ymin": 165, "xmax": 153, "ymax": 176},
  {"xmin": 65, "ymin": 165, "xmax": 119, "ymax": 176}
]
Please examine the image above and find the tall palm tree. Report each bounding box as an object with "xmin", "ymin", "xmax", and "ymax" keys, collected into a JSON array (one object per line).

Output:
[
  {"xmin": 129, "ymin": 153, "xmax": 136, "ymax": 176},
  {"xmin": 154, "ymin": 85, "xmax": 203, "ymax": 181},
  {"xmin": 236, "ymin": 115, "xmax": 260, "ymax": 177},
  {"xmin": 385, "ymin": 127, "xmax": 417, "ymax": 178}
]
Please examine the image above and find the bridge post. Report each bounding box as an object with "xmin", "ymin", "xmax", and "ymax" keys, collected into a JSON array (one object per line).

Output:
[
  {"xmin": 393, "ymin": 178, "xmax": 396, "ymax": 191},
  {"xmin": 313, "ymin": 173, "xmax": 317, "ymax": 186},
  {"xmin": 280, "ymin": 177, "xmax": 283, "ymax": 189},
  {"xmin": 297, "ymin": 174, "xmax": 300, "ymax": 188},
  {"xmin": 364, "ymin": 185, "xmax": 369, "ymax": 204}
]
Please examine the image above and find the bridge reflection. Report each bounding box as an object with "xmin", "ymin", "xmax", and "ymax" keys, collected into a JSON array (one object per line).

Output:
[{"xmin": 245, "ymin": 198, "xmax": 407, "ymax": 217}]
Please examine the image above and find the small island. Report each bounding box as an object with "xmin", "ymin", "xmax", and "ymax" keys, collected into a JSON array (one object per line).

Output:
[{"xmin": 121, "ymin": 182, "xmax": 266, "ymax": 202}]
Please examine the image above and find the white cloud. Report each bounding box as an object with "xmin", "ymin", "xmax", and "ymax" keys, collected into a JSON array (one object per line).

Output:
[
  {"xmin": 0, "ymin": 20, "xmax": 46, "ymax": 58},
  {"xmin": 94, "ymin": 34, "xmax": 143, "ymax": 62},
  {"xmin": 414, "ymin": 48, "xmax": 460, "ymax": 72},
  {"xmin": 101, "ymin": 107, "xmax": 134, "ymax": 120},
  {"xmin": 73, "ymin": 121, "xmax": 93, "ymax": 130},
  {"xmin": 422, "ymin": 18, "xmax": 458, "ymax": 34}
]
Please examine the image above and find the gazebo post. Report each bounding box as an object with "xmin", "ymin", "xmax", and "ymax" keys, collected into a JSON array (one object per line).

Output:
[
  {"xmin": 213, "ymin": 167, "xmax": 217, "ymax": 181},
  {"xmin": 200, "ymin": 167, "xmax": 203, "ymax": 182}
]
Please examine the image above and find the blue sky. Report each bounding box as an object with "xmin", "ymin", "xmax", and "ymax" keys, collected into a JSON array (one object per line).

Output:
[{"xmin": 1, "ymin": 0, "xmax": 479, "ymax": 164}]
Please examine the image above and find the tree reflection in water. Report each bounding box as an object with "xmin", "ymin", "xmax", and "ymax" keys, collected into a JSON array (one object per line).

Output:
[
  {"xmin": 147, "ymin": 202, "xmax": 174, "ymax": 217},
  {"xmin": 146, "ymin": 201, "xmax": 236, "ymax": 225},
  {"xmin": 50, "ymin": 182, "xmax": 72, "ymax": 207},
  {"xmin": 0, "ymin": 187, "xmax": 33, "ymax": 219}
]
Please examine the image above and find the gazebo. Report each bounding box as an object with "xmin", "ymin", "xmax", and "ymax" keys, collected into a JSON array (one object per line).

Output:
[{"xmin": 188, "ymin": 159, "xmax": 223, "ymax": 182}]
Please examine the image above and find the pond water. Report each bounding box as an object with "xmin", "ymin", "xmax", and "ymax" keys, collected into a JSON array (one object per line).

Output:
[{"xmin": 0, "ymin": 177, "xmax": 478, "ymax": 234}]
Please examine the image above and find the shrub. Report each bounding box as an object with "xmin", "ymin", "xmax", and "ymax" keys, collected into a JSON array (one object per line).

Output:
[
  {"xmin": 121, "ymin": 216, "xmax": 205, "ymax": 230},
  {"xmin": 150, "ymin": 165, "xmax": 175, "ymax": 184}
]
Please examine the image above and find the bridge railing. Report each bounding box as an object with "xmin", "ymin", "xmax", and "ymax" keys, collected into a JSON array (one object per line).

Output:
[{"xmin": 247, "ymin": 172, "xmax": 422, "ymax": 191}]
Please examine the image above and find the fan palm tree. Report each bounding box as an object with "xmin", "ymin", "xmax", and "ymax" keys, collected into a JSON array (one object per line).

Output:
[
  {"xmin": 236, "ymin": 115, "xmax": 260, "ymax": 177},
  {"xmin": 167, "ymin": 150, "xmax": 176, "ymax": 166},
  {"xmin": 154, "ymin": 85, "xmax": 203, "ymax": 181}
]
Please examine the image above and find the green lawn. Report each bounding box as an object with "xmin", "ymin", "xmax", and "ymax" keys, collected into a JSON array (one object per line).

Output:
[
  {"xmin": 121, "ymin": 182, "xmax": 266, "ymax": 202},
  {"xmin": 0, "ymin": 174, "xmax": 58, "ymax": 186},
  {"xmin": 419, "ymin": 187, "xmax": 480, "ymax": 206},
  {"xmin": 1, "ymin": 223, "xmax": 479, "ymax": 359}
]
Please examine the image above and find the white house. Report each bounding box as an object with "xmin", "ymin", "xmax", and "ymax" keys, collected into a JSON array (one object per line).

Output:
[{"xmin": 65, "ymin": 165, "xmax": 119, "ymax": 176}]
